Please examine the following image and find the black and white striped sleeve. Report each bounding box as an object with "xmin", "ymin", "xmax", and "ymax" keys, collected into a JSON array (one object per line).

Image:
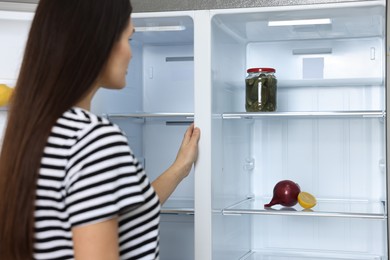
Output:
[{"xmin": 64, "ymin": 123, "xmax": 146, "ymax": 227}]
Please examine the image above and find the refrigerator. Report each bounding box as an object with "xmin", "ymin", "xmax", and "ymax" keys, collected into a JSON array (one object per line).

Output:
[{"xmin": 0, "ymin": 0, "xmax": 388, "ymax": 259}]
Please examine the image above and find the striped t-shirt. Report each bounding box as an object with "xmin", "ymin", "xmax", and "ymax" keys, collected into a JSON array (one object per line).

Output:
[{"xmin": 34, "ymin": 107, "xmax": 161, "ymax": 260}]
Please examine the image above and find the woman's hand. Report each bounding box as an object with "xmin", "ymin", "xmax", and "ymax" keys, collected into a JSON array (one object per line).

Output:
[
  {"xmin": 174, "ymin": 123, "xmax": 201, "ymax": 178},
  {"xmin": 151, "ymin": 124, "xmax": 200, "ymax": 204}
]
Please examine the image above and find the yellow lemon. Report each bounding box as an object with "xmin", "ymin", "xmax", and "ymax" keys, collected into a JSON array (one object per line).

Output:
[
  {"xmin": 0, "ymin": 84, "xmax": 13, "ymax": 107},
  {"xmin": 298, "ymin": 191, "xmax": 317, "ymax": 209}
]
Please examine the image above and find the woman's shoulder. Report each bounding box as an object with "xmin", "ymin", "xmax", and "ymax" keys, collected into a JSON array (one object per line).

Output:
[
  {"xmin": 59, "ymin": 107, "xmax": 124, "ymax": 138},
  {"xmin": 64, "ymin": 107, "xmax": 114, "ymax": 127},
  {"xmin": 49, "ymin": 107, "xmax": 129, "ymax": 158}
]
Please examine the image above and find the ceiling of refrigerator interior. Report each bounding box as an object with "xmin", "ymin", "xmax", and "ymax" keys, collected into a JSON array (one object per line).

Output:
[
  {"xmin": 212, "ymin": 4, "xmax": 385, "ymax": 42},
  {"xmin": 132, "ymin": 16, "xmax": 194, "ymax": 45},
  {"xmin": 0, "ymin": 0, "xmax": 36, "ymax": 2},
  {"xmin": 0, "ymin": 0, "xmax": 380, "ymax": 12},
  {"xmin": 131, "ymin": 0, "xmax": 378, "ymax": 12}
]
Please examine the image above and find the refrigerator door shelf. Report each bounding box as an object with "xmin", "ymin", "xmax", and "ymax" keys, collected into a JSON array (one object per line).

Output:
[{"xmin": 222, "ymin": 198, "xmax": 386, "ymax": 220}]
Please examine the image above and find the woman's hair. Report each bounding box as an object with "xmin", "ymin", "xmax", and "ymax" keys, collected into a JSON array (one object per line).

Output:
[{"xmin": 0, "ymin": 0, "xmax": 132, "ymax": 258}]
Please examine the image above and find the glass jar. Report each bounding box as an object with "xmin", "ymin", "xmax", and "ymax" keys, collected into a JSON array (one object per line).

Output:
[{"xmin": 245, "ymin": 67, "xmax": 277, "ymax": 112}]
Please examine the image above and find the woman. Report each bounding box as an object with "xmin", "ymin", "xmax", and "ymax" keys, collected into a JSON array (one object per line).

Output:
[{"xmin": 0, "ymin": 0, "xmax": 200, "ymax": 259}]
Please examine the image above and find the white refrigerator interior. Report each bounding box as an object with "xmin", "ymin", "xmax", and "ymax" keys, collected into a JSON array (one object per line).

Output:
[
  {"xmin": 0, "ymin": 10, "xmax": 32, "ymax": 145},
  {"xmin": 211, "ymin": 1, "xmax": 387, "ymax": 260},
  {"xmin": 91, "ymin": 13, "xmax": 195, "ymax": 260},
  {"xmin": 0, "ymin": 1, "xmax": 389, "ymax": 259}
]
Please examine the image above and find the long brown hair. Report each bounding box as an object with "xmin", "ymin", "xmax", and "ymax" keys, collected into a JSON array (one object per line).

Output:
[{"xmin": 0, "ymin": 0, "xmax": 132, "ymax": 258}]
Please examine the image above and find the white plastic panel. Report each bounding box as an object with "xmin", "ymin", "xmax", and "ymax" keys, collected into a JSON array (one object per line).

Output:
[
  {"xmin": 211, "ymin": 14, "xmax": 246, "ymax": 113},
  {"xmin": 252, "ymin": 117, "xmax": 385, "ymax": 203},
  {"xmin": 92, "ymin": 15, "xmax": 194, "ymax": 115},
  {"xmin": 212, "ymin": 214, "xmax": 251, "ymax": 260},
  {"xmin": 214, "ymin": 119, "xmax": 254, "ymax": 209},
  {"xmin": 251, "ymin": 216, "xmax": 386, "ymax": 260},
  {"xmin": 159, "ymin": 215, "xmax": 194, "ymax": 260},
  {"xmin": 245, "ymin": 38, "xmax": 385, "ymax": 112},
  {"xmin": 247, "ymin": 38, "xmax": 383, "ymax": 81},
  {"xmin": 92, "ymin": 42, "xmax": 144, "ymax": 115},
  {"xmin": 143, "ymin": 44, "xmax": 194, "ymax": 113},
  {"xmin": 0, "ymin": 11, "xmax": 32, "ymax": 84},
  {"xmin": 0, "ymin": 11, "xmax": 32, "ymax": 146}
]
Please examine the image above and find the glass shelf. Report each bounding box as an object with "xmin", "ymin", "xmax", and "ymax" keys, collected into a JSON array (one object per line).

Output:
[
  {"xmin": 161, "ymin": 199, "xmax": 194, "ymax": 215},
  {"xmin": 222, "ymin": 111, "xmax": 385, "ymax": 120},
  {"xmin": 241, "ymin": 249, "xmax": 382, "ymax": 260},
  {"xmin": 222, "ymin": 198, "xmax": 386, "ymax": 220},
  {"xmin": 221, "ymin": 78, "xmax": 384, "ymax": 91},
  {"xmin": 277, "ymin": 78, "xmax": 384, "ymax": 88},
  {"xmin": 105, "ymin": 112, "xmax": 194, "ymax": 125},
  {"xmin": 106, "ymin": 112, "xmax": 194, "ymax": 119}
]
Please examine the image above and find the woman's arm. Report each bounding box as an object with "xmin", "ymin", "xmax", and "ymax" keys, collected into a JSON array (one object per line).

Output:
[
  {"xmin": 152, "ymin": 124, "xmax": 200, "ymax": 204},
  {"xmin": 72, "ymin": 218, "xmax": 120, "ymax": 260}
]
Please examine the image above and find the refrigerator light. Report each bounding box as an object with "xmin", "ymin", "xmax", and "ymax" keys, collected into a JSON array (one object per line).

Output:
[
  {"xmin": 134, "ymin": 25, "xmax": 186, "ymax": 32},
  {"xmin": 268, "ymin": 18, "xmax": 331, "ymax": 27}
]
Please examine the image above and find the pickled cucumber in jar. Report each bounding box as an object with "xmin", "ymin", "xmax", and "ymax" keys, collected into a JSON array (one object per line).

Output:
[{"xmin": 245, "ymin": 68, "xmax": 277, "ymax": 112}]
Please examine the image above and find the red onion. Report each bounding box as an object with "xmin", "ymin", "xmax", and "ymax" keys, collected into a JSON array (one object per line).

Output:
[{"xmin": 264, "ymin": 180, "xmax": 301, "ymax": 208}]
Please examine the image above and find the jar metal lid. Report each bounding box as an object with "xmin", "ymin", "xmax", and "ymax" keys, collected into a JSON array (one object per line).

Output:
[{"xmin": 247, "ymin": 67, "xmax": 276, "ymax": 73}]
